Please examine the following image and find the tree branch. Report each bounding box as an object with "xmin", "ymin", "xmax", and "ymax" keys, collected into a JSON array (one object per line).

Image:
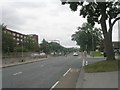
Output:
[
  {"xmin": 109, "ymin": 17, "xmax": 120, "ymax": 32},
  {"xmin": 112, "ymin": 17, "xmax": 120, "ymax": 27}
]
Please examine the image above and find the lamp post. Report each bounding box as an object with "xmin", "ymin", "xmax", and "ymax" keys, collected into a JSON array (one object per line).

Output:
[
  {"xmin": 7, "ymin": 47, "xmax": 9, "ymax": 55},
  {"xmin": 92, "ymin": 30, "xmax": 94, "ymax": 52},
  {"xmin": 21, "ymin": 42, "xmax": 24, "ymax": 62}
]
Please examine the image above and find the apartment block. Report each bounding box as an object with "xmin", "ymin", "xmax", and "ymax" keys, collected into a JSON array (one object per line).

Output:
[{"xmin": 2, "ymin": 27, "xmax": 38, "ymax": 46}]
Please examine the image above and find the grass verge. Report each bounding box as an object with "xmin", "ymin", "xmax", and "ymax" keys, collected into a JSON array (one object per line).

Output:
[
  {"xmin": 84, "ymin": 60, "xmax": 120, "ymax": 73},
  {"xmin": 90, "ymin": 51, "xmax": 103, "ymax": 57}
]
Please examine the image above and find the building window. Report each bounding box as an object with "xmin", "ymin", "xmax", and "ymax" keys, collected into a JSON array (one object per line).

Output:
[
  {"xmin": 17, "ymin": 38, "xmax": 19, "ymax": 41},
  {"xmin": 13, "ymin": 33, "xmax": 16, "ymax": 36},
  {"xmin": 17, "ymin": 34, "xmax": 19, "ymax": 37},
  {"xmin": 21, "ymin": 35, "xmax": 23, "ymax": 38},
  {"xmin": 17, "ymin": 42, "xmax": 19, "ymax": 45}
]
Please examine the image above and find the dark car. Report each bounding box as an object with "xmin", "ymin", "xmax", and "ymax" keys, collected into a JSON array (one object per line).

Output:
[{"xmin": 114, "ymin": 49, "xmax": 120, "ymax": 54}]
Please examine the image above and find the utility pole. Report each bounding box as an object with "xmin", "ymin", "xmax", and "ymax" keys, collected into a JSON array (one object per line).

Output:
[{"xmin": 21, "ymin": 42, "xmax": 24, "ymax": 62}]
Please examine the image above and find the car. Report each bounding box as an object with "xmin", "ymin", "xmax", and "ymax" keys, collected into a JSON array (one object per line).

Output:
[
  {"xmin": 40, "ymin": 52, "xmax": 46, "ymax": 56},
  {"xmin": 40, "ymin": 53, "xmax": 47, "ymax": 58},
  {"xmin": 114, "ymin": 49, "xmax": 120, "ymax": 54},
  {"xmin": 73, "ymin": 52, "xmax": 78, "ymax": 56},
  {"xmin": 31, "ymin": 53, "xmax": 40, "ymax": 58}
]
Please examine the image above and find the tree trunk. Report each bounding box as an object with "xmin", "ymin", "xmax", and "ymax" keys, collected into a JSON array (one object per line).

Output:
[
  {"xmin": 100, "ymin": 3, "xmax": 115, "ymax": 60},
  {"xmin": 104, "ymin": 32, "xmax": 115, "ymax": 60}
]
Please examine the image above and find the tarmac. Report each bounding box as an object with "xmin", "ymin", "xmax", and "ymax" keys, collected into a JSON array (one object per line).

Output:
[{"xmin": 0, "ymin": 55, "xmax": 119, "ymax": 88}]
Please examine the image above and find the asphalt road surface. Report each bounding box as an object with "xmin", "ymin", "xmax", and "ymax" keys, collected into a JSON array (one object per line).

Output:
[{"xmin": 2, "ymin": 54, "xmax": 83, "ymax": 88}]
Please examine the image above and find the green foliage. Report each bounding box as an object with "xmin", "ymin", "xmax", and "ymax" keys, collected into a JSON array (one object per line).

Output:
[
  {"xmin": 40, "ymin": 39, "xmax": 77, "ymax": 54},
  {"xmin": 24, "ymin": 36, "xmax": 39, "ymax": 52},
  {"xmin": 2, "ymin": 27, "xmax": 17, "ymax": 53},
  {"xmin": 61, "ymin": 1, "xmax": 120, "ymax": 60},
  {"xmin": 15, "ymin": 47, "xmax": 28, "ymax": 52},
  {"xmin": 40, "ymin": 39, "xmax": 49, "ymax": 53},
  {"xmin": 71, "ymin": 23, "xmax": 102, "ymax": 52}
]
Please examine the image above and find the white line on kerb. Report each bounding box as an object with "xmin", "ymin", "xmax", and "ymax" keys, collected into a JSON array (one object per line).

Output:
[
  {"xmin": 50, "ymin": 81, "xmax": 59, "ymax": 90},
  {"xmin": 63, "ymin": 68, "xmax": 71, "ymax": 77},
  {"xmin": 13, "ymin": 72, "xmax": 22, "ymax": 75}
]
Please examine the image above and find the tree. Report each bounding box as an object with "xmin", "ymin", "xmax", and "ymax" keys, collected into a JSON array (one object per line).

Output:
[
  {"xmin": 1, "ymin": 25, "xmax": 16, "ymax": 53},
  {"xmin": 72, "ymin": 23, "xmax": 102, "ymax": 52},
  {"xmin": 61, "ymin": 1, "xmax": 120, "ymax": 60},
  {"xmin": 24, "ymin": 36, "xmax": 39, "ymax": 52},
  {"xmin": 40, "ymin": 39, "xmax": 49, "ymax": 54}
]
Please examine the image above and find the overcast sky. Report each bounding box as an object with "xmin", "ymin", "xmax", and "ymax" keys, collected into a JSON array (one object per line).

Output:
[{"xmin": 1, "ymin": 0, "xmax": 119, "ymax": 48}]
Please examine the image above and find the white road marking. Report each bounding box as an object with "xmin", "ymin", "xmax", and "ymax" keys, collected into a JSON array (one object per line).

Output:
[
  {"xmin": 13, "ymin": 72, "xmax": 22, "ymax": 75},
  {"xmin": 82, "ymin": 59, "xmax": 85, "ymax": 66},
  {"xmin": 86, "ymin": 61, "xmax": 88, "ymax": 65},
  {"xmin": 63, "ymin": 68, "xmax": 71, "ymax": 76},
  {"xmin": 50, "ymin": 81, "xmax": 59, "ymax": 90}
]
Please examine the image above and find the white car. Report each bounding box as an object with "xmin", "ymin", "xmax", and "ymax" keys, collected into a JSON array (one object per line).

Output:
[
  {"xmin": 40, "ymin": 53, "xmax": 47, "ymax": 58},
  {"xmin": 73, "ymin": 52, "xmax": 78, "ymax": 56},
  {"xmin": 40, "ymin": 53, "xmax": 46, "ymax": 56},
  {"xmin": 31, "ymin": 53, "xmax": 40, "ymax": 58}
]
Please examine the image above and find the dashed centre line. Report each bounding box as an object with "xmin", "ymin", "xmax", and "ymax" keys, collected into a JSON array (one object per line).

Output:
[
  {"xmin": 13, "ymin": 72, "xmax": 22, "ymax": 76},
  {"xmin": 50, "ymin": 81, "xmax": 59, "ymax": 90},
  {"xmin": 63, "ymin": 68, "xmax": 71, "ymax": 77}
]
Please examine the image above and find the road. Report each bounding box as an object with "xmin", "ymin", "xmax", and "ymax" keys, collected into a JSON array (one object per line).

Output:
[{"xmin": 2, "ymin": 54, "xmax": 83, "ymax": 88}]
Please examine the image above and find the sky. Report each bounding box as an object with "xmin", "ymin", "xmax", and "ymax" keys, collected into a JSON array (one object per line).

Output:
[{"xmin": 1, "ymin": 0, "xmax": 119, "ymax": 48}]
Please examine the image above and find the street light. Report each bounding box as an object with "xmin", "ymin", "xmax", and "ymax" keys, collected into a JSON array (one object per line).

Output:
[
  {"xmin": 7, "ymin": 47, "xmax": 9, "ymax": 55},
  {"xmin": 21, "ymin": 42, "xmax": 24, "ymax": 62},
  {"xmin": 92, "ymin": 30, "xmax": 94, "ymax": 51}
]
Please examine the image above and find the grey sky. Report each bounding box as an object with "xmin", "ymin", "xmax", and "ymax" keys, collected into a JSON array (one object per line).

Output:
[{"xmin": 1, "ymin": 0, "xmax": 119, "ymax": 48}]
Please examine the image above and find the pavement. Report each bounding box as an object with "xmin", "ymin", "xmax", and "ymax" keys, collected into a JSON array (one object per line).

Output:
[
  {"xmin": 76, "ymin": 56, "xmax": 119, "ymax": 88},
  {"xmin": 76, "ymin": 68, "xmax": 118, "ymax": 88},
  {"xmin": 1, "ymin": 57, "xmax": 48, "ymax": 68}
]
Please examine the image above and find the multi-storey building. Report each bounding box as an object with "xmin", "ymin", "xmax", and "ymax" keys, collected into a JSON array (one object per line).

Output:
[{"xmin": 2, "ymin": 27, "xmax": 38, "ymax": 46}]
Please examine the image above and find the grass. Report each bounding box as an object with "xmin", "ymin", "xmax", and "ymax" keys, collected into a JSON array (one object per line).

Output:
[
  {"xmin": 84, "ymin": 60, "xmax": 120, "ymax": 73},
  {"xmin": 90, "ymin": 51, "xmax": 103, "ymax": 57}
]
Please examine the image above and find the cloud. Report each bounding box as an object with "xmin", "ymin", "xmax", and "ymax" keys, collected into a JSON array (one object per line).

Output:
[{"xmin": 1, "ymin": 0, "xmax": 118, "ymax": 48}]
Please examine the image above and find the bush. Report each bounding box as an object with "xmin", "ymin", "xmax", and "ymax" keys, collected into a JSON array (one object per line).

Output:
[{"xmin": 16, "ymin": 47, "xmax": 28, "ymax": 52}]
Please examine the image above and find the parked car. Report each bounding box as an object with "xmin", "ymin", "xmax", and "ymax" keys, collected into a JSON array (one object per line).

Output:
[
  {"xmin": 114, "ymin": 49, "xmax": 120, "ymax": 54},
  {"xmin": 31, "ymin": 53, "xmax": 40, "ymax": 58},
  {"xmin": 73, "ymin": 52, "xmax": 78, "ymax": 56},
  {"xmin": 40, "ymin": 53, "xmax": 47, "ymax": 58}
]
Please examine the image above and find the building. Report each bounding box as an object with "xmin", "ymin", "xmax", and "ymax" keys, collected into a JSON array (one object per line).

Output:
[
  {"xmin": 113, "ymin": 41, "xmax": 120, "ymax": 49},
  {"xmin": 2, "ymin": 27, "xmax": 39, "ymax": 46}
]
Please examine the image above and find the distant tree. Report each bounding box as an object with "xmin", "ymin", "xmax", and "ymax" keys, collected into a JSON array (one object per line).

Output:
[
  {"xmin": 72, "ymin": 23, "xmax": 103, "ymax": 52},
  {"xmin": 61, "ymin": 1, "xmax": 120, "ymax": 60},
  {"xmin": 40, "ymin": 39, "xmax": 49, "ymax": 53},
  {"xmin": 24, "ymin": 36, "xmax": 39, "ymax": 52}
]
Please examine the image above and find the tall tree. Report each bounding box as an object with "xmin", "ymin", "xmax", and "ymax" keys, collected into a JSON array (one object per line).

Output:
[
  {"xmin": 40, "ymin": 39, "xmax": 49, "ymax": 53},
  {"xmin": 61, "ymin": 1, "xmax": 120, "ymax": 60},
  {"xmin": 72, "ymin": 23, "xmax": 102, "ymax": 52}
]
